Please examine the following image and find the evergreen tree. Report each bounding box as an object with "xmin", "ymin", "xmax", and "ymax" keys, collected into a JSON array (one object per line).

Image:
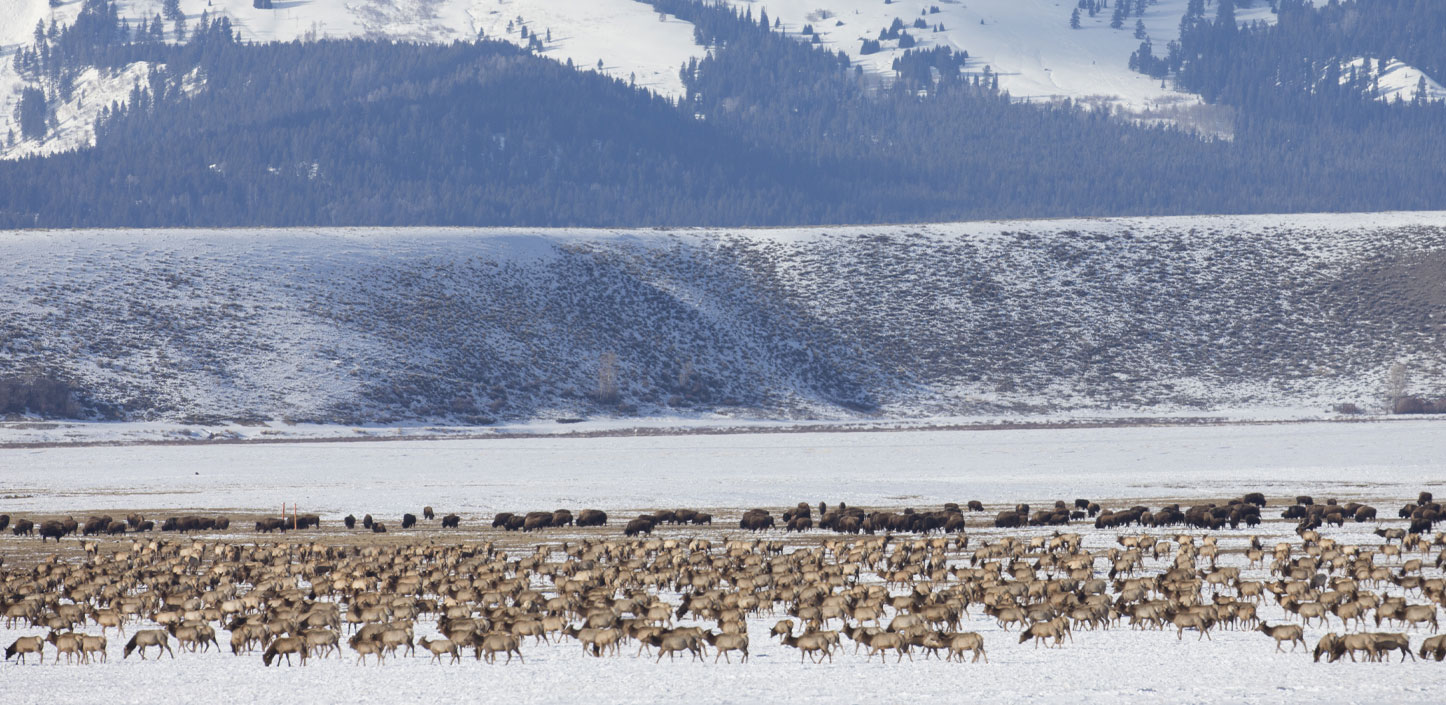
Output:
[
  {"xmin": 1110, "ymin": 3, "xmax": 1125, "ymax": 29},
  {"xmin": 163, "ymin": 0, "xmax": 182, "ymax": 21},
  {"xmin": 1070, "ymin": 8, "xmax": 1081, "ymax": 29},
  {"xmin": 17, "ymin": 87, "xmax": 47, "ymax": 140},
  {"xmin": 1134, "ymin": 19, "xmax": 1146, "ymax": 39}
]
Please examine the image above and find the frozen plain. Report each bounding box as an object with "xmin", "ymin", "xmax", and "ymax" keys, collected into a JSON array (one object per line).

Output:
[
  {"xmin": 2, "ymin": 419, "xmax": 1444, "ymax": 516},
  {"xmin": 2, "ymin": 419, "xmax": 1445, "ymax": 704}
]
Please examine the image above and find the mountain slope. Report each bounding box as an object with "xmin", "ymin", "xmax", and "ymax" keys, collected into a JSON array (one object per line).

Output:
[{"xmin": 3, "ymin": 212, "xmax": 1444, "ymax": 424}]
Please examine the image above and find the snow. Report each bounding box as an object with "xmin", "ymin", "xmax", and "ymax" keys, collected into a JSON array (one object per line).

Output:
[
  {"xmin": 1337, "ymin": 57, "xmax": 1446, "ymax": 104},
  {"xmin": 474, "ymin": 0, "xmax": 702, "ymax": 98},
  {"xmin": 4, "ymin": 211, "xmax": 1445, "ymax": 428},
  {"xmin": 2, "ymin": 418, "xmax": 1442, "ymax": 515},
  {"xmin": 0, "ymin": 0, "xmax": 1436, "ymax": 156},
  {"xmin": 716, "ymin": 0, "xmax": 1219, "ymax": 111},
  {"xmin": 1, "ymin": 419, "xmax": 1445, "ymax": 703},
  {"xmin": 0, "ymin": 0, "xmax": 705, "ymax": 157},
  {"xmin": 0, "ymin": 61, "xmax": 175, "ymax": 160}
]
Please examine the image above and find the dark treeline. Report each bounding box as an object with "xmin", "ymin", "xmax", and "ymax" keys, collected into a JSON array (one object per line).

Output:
[
  {"xmin": 1134, "ymin": 0, "xmax": 1446, "ymax": 119},
  {"xmin": 0, "ymin": 0, "xmax": 1442, "ymax": 228}
]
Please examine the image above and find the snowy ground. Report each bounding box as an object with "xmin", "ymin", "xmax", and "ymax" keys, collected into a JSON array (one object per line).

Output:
[
  {"xmin": 1, "ymin": 420, "xmax": 1445, "ymax": 703},
  {"xmin": 0, "ymin": 407, "xmax": 1387, "ymax": 446},
  {"xmin": 3, "ymin": 419, "xmax": 1442, "ymax": 516}
]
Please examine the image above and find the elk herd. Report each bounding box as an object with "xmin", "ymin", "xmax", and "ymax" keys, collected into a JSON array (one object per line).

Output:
[{"xmin": 3, "ymin": 492, "xmax": 1446, "ymax": 672}]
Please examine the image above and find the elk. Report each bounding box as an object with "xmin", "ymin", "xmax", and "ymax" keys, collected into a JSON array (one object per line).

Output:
[
  {"xmin": 123, "ymin": 630, "xmax": 174, "ymax": 659},
  {"xmin": 262, "ymin": 636, "xmax": 308, "ymax": 666},
  {"xmin": 1257, "ymin": 623, "xmax": 1305, "ymax": 653}
]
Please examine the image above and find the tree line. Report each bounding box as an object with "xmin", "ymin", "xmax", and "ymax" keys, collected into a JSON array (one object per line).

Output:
[{"xmin": 0, "ymin": 0, "xmax": 1441, "ymax": 228}]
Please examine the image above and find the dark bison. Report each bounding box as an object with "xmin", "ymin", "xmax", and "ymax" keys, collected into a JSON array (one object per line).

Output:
[
  {"xmin": 372, "ymin": 522, "xmax": 387, "ymax": 533},
  {"xmin": 491, "ymin": 513, "xmax": 516, "ymax": 529},
  {"xmin": 11, "ymin": 519, "xmax": 33, "ymax": 536},
  {"xmin": 624, "ymin": 516, "xmax": 655, "ymax": 536},
  {"xmin": 522, "ymin": 512, "xmax": 553, "ymax": 532},
  {"xmin": 576, "ymin": 509, "xmax": 608, "ymax": 527},
  {"xmin": 39, "ymin": 521, "xmax": 67, "ymax": 542},
  {"xmin": 441, "ymin": 514, "xmax": 460, "ymax": 528},
  {"xmin": 255, "ymin": 518, "xmax": 286, "ymax": 533},
  {"xmin": 401, "ymin": 513, "xmax": 417, "ymax": 530},
  {"xmin": 82, "ymin": 516, "xmax": 113, "ymax": 536},
  {"xmin": 993, "ymin": 511, "xmax": 1025, "ymax": 529},
  {"xmin": 423, "ymin": 506, "xmax": 435, "ymax": 521},
  {"xmin": 739, "ymin": 509, "xmax": 774, "ymax": 532},
  {"xmin": 344, "ymin": 514, "xmax": 356, "ymax": 529},
  {"xmin": 362, "ymin": 514, "xmax": 374, "ymax": 530},
  {"xmin": 551, "ymin": 510, "xmax": 574, "ymax": 527}
]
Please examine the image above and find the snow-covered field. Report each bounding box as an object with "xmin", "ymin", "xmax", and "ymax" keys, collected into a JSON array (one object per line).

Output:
[
  {"xmin": 1, "ymin": 420, "xmax": 1445, "ymax": 704},
  {"xmin": 3, "ymin": 419, "xmax": 1442, "ymax": 515}
]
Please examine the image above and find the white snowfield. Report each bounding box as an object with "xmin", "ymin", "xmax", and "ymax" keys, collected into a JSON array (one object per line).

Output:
[
  {"xmin": 1, "ymin": 420, "xmax": 1445, "ymax": 703},
  {"xmin": 3, "ymin": 419, "xmax": 1442, "ymax": 516}
]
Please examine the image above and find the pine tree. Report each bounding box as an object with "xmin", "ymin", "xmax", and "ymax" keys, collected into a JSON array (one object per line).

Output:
[
  {"xmin": 1134, "ymin": 19, "xmax": 1146, "ymax": 38},
  {"xmin": 18, "ymin": 87, "xmax": 47, "ymax": 140},
  {"xmin": 163, "ymin": 0, "xmax": 182, "ymax": 21},
  {"xmin": 1110, "ymin": 2, "xmax": 1126, "ymax": 28},
  {"xmin": 1070, "ymin": 8, "xmax": 1081, "ymax": 29}
]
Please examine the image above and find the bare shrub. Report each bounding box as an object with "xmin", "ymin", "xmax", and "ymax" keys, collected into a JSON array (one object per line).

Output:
[
  {"xmin": 1384, "ymin": 361, "xmax": 1409, "ymax": 412},
  {"xmin": 595, "ymin": 351, "xmax": 619, "ymax": 405},
  {"xmin": 0, "ymin": 373, "xmax": 81, "ymax": 418}
]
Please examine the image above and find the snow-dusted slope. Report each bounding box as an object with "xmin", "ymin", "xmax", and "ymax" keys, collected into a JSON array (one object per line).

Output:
[
  {"xmin": 2, "ymin": 212, "xmax": 1445, "ymax": 425},
  {"xmin": 1337, "ymin": 57, "xmax": 1446, "ymax": 104},
  {"xmin": 719, "ymin": 0, "xmax": 1212, "ymax": 110},
  {"xmin": 0, "ymin": 0, "xmax": 707, "ymax": 157}
]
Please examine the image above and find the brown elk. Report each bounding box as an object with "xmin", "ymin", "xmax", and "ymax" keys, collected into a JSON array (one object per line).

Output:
[{"xmin": 1257, "ymin": 623, "xmax": 1305, "ymax": 653}]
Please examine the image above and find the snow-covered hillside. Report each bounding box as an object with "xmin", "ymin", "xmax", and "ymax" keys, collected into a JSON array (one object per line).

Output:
[
  {"xmin": 716, "ymin": 0, "xmax": 1257, "ymax": 110},
  {"xmin": 0, "ymin": 0, "xmax": 1314, "ymax": 159},
  {"xmin": 2, "ymin": 212, "xmax": 1444, "ymax": 425},
  {"xmin": 0, "ymin": 0, "xmax": 707, "ymax": 157},
  {"xmin": 1336, "ymin": 57, "xmax": 1446, "ymax": 104}
]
